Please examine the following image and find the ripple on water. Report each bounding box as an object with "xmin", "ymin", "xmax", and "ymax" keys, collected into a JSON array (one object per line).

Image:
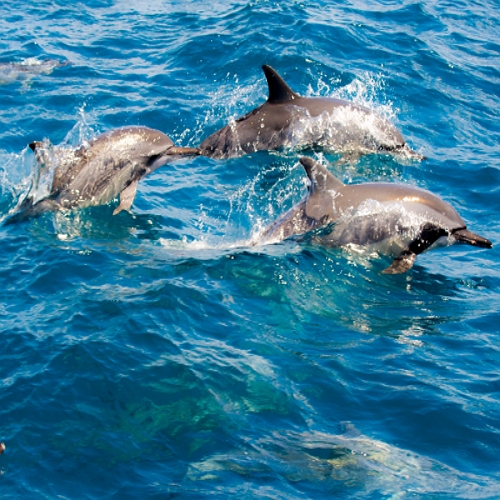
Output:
[{"xmin": 1, "ymin": 0, "xmax": 500, "ymax": 498}]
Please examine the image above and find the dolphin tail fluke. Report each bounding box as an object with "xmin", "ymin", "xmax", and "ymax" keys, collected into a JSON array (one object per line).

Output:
[{"xmin": 453, "ymin": 228, "xmax": 492, "ymax": 248}]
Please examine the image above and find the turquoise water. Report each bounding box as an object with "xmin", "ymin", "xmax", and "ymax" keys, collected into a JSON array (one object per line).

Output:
[{"xmin": 1, "ymin": 0, "xmax": 500, "ymax": 498}]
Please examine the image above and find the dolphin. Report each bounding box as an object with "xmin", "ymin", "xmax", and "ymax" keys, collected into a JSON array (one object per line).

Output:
[
  {"xmin": 259, "ymin": 157, "xmax": 492, "ymax": 273},
  {"xmin": 200, "ymin": 65, "xmax": 422, "ymax": 160},
  {"xmin": 0, "ymin": 58, "xmax": 71, "ymax": 86},
  {"xmin": 9, "ymin": 126, "xmax": 200, "ymax": 222}
]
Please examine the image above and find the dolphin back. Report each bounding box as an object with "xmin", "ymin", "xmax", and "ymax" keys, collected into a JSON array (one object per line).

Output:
[{"xmin": 200, "ymin": 65, "xmax": 419, "ymax": 158}]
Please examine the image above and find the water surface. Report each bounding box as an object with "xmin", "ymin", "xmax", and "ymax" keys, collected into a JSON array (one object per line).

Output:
[{"xmin": 1, "ymin": 0, "xmax": 499, "ymax": 498}]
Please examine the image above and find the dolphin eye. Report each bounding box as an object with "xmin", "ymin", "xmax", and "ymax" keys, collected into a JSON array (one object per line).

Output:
[{"xmin": 377, "ymin": 142, "xmax": 407, "ymax": 152}]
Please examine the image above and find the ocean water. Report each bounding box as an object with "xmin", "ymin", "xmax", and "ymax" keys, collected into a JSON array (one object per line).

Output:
[{"xmin": 1, "ymin": 0, "xmax": 500, "ymax": 498}]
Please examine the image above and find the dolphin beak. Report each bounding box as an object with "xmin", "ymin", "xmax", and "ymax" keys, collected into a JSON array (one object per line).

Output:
[
  {"xmin": 148, "ymin": 146, "xmax": 200, "ymax": 172},
  {"xmin": 166, "ymin": 146, "xmax": 201, "ymax": 156},
  {"xmin": 405, "ymin": 149, "xmax": 427, "ymax": 161},
  {"xmin": 453, "ymin": 228, "xmax": 492, "ymax": 248},
  {"xmin": 400, "ymin": 144, "xmax": 427, "ymax": 161}
]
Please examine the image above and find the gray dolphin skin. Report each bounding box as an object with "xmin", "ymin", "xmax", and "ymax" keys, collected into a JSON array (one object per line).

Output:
[
  {"xmin": 10, "ymin": 126, "xmax": 200, "ymax": 221},
  {"xmin": 259, "ymin": 157, "xmax": 492, "ymax": 273},
  {"xmin": 200, "ymin": 65, "xmax": 421, "ymax": 159},
  {"xmin": 0, "ymin": 59, "xmax": 71, "ymax": 85}
]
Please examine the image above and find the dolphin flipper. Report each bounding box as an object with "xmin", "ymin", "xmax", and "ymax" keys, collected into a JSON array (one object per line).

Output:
[
  {"xmin": 383, "ymin": 224, "xmax": 449, "ymax": 274},
  {"xmin": 382, "ymin": 252, "xmax": 417, "ymax": 274},
  {"xmin": 113, "ymin": 179, "xmax": 138, "ymax": 216}
]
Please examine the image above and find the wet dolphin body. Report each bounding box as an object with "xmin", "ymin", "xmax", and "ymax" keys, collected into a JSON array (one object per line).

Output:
[
  {"xmin": 0, "ymin": 58, "xmax": 71, "ymax": 86},
  {"xmin": 259, "ymin": 157, "xmax": 491, "ymax": 273},
  {"xmin": 10, "ymin": 126, "xmax": 199, "ymax": 221},
  {"xmin": 200, "ymin": 65, "xmax": 421, "ymax": 159}
]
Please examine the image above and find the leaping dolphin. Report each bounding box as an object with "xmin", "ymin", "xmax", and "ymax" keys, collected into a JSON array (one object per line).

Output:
[
  {"xmin": 9, "ymin": 126, "xmax": 199, "ymax": 222},
  {"xmin": 258, "ymin": 157, "xmax": 491, "ymax": 273},
  {"xmin": 200, "ymin": 65, "xmax": 422, "ymax": 160}
]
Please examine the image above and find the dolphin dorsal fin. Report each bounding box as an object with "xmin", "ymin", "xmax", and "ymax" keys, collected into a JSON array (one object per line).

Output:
[
  {"xmin": 299, "ymin": 157, "xmax": 344, "ymax": 220},
  {"xmin": 262, "ymin": 65, "xmax": 300, "ymax": 103},
  {"xmin": 300, "ymin": 157, "xmax": 344, "ymax": 194}
]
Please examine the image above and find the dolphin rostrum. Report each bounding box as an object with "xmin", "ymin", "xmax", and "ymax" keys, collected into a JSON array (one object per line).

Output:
[
  {"xmin": 10, "ymin": 126, "xmax": 200, "ymax": 222},
  {"xmin": 200, "ymin": 65, "xmax": 422, "ymax": 160},
  {"xmin": 259, "ymin": 157, "xmax": 491, "ymax": 273}
]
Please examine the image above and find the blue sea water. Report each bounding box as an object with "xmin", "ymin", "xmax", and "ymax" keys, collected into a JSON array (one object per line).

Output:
[{"xmin": 1, "ymin": 0, "xmax": 500, "ymax": 498}]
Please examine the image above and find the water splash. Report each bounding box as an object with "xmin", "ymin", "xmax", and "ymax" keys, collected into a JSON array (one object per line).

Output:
[
  {"xmin": 59, "ymin": 105, "xmax": 99, "ymax": 148},
  {"xmin": 306, "ymin": 71, "xmax": 396, "ymax": 120},
  {"xmin": 193, "ymin": 78, "xmax": 263, "ymax": 146},
  {"xmin": 0, "ymin": 146, "xmax": 34, "ymax": 221},
  {"xmin": 0, "ymin": 108, "xmax": 99, "ymax": 225}
]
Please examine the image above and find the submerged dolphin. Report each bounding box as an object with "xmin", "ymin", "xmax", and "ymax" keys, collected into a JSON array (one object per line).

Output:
[
  {"xmin": 259, "ymin": 157, "xmax": 491, "ymax": 273},
  {"xmin": 0, "ymin": 58, "xmax": 71, "ymax": 86},
  {"xmin": 10, "ymin": 126, "xmax": 199, "ymax": 221},
  {"xmin": 200, "ymin": 65, "xmax": 421, "ymax": 159}
]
